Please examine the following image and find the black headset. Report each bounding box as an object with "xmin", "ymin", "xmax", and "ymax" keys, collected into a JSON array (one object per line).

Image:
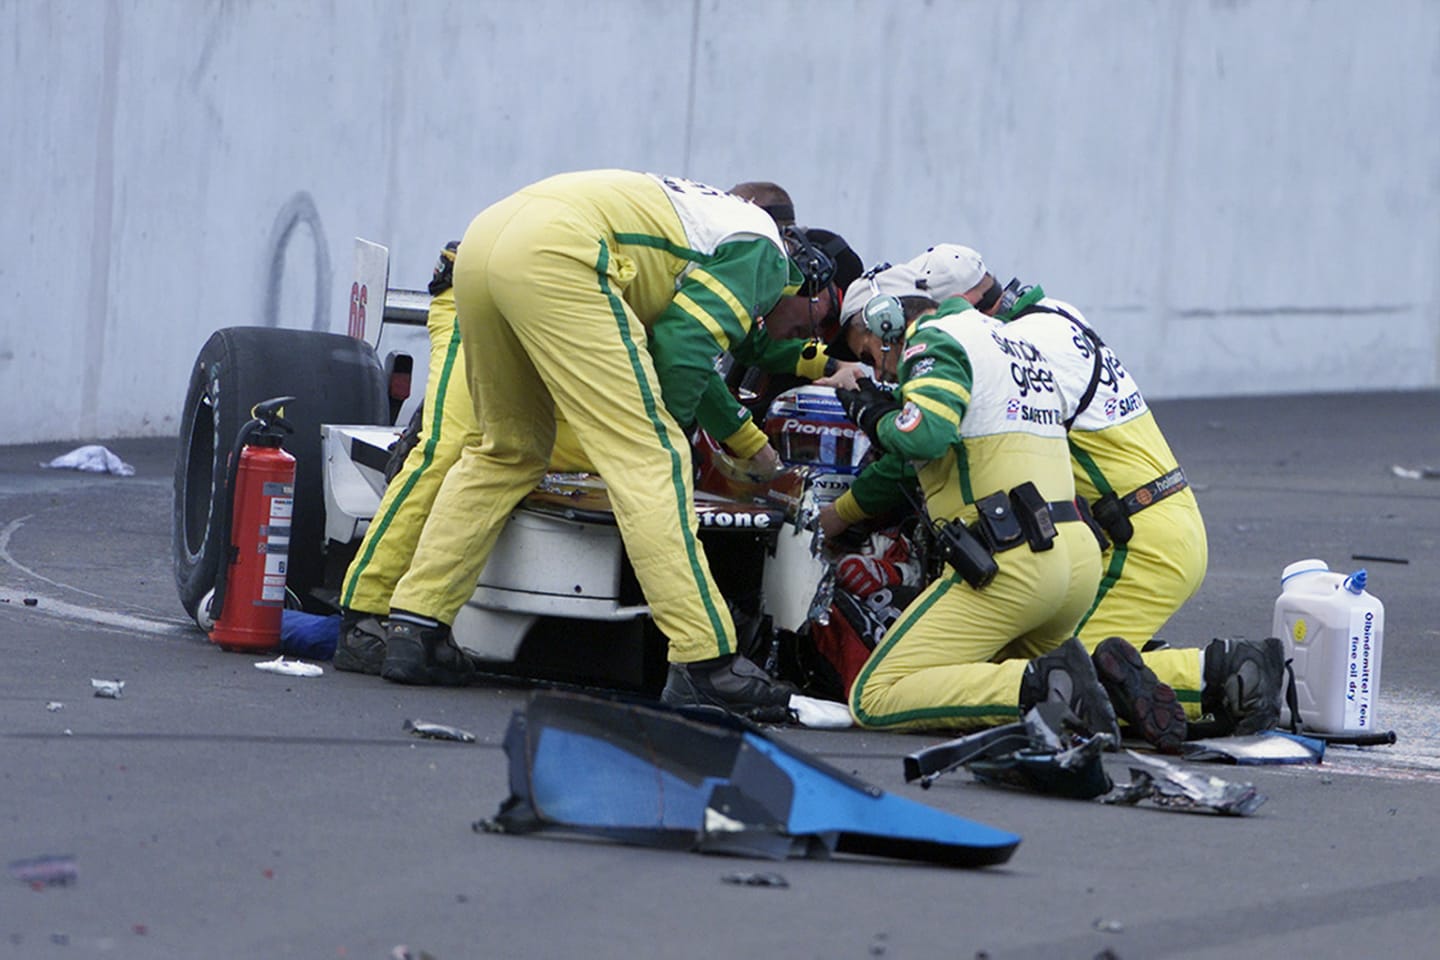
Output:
[{"xmin": 781, "ymin": 224, "xmax": 838, "ymax": 295}]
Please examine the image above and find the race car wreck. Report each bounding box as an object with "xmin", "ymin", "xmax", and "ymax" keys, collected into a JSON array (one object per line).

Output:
[{"xmin": 173, "ymin": 241, "xmax": 846, "ymax": 695}]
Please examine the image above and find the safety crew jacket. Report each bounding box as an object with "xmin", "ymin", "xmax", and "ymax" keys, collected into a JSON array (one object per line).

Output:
[
  {"xmin": 998, "ymin": 286, "xmax": 1188, "ymax": 509},
  {"xmin": 868, "ymin": 297, "xmax": 1076, "ymax": 523}
]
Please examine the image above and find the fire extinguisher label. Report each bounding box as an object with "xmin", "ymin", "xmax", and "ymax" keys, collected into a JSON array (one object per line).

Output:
[
  {"xmin": 267, "ymin": 495, "xmax": 294, "ymax": 518},
  {"xmin": 265, "ymin": 554, "xmax": 288, "ymax": 576},
  {"xmin": 260, "ymin": 524, "xmax": 291, "ymax": 545},
  {"xmin": 260, "ymin": 584, "xmax": 287, "ymax": 603}
]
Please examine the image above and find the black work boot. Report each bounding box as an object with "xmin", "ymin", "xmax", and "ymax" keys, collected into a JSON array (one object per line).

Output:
[
  {"xmin": 1092, "ymin": 636, "xmax": 1187, "ymax": 753},
  {"xmin": 380, "ymin": 620, "xmax": 475, "ymax": 687},
  {"xmin": 1202, "ymin": 637, "xmax": 1284, "ymax": 735},
  {"xmin": 660, "ymin": 653, "xmax": 796, "ymax": 718},
  {"xmin": 1018, "ymin": 637, "xmax": 1122, "ymax": 746},
  {"xmin": 333, "ymin": 611, "xmax": 387, "ymax": 675}
]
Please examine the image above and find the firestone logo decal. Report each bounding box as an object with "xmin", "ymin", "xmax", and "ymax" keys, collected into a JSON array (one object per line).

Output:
[{"xmin": 698, "ymin": 511, "xmax": 773, "ymax": 529}]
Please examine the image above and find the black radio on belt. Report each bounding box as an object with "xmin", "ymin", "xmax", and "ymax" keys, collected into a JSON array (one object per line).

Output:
[
  {"xmin": 932, "ymin": 518, "xmax": 999, "ymax": 590},
  {"xmin": 1009, "ymin": 481, "xmax": 1057, "ymax": 552},
  {"xmin": 1090, "ymin": 492, "xmax": 1134, "ymax": 545},
  {"xmin": 1091, "ymin": 467, "xmax": 1188, "ymax": 547},
  {"xmin": 922, "ymin": 483, "xmax": 1074, "ymax": 590}
]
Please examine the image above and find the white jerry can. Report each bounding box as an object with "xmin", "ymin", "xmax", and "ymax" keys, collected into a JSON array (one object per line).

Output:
[{"xmin": 1271, "ymin": 559, "xmax": 1384, "ymax": 735}]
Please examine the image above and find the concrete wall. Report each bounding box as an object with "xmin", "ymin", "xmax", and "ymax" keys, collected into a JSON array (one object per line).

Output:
[{"xmin": 3, "ymin": 0, "xmax": 1437, "ymax": 444}]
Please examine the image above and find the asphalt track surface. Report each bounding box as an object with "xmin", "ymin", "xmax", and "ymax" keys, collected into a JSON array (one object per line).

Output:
[{"xmin": 2, "ymin": 390, "xmax": 1438, "ymax": 959}]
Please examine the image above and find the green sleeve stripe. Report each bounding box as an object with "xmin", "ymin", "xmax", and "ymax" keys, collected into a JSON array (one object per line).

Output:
[
  {"xmin": 906, "ymin": 391, "xmax": 964, "ymax": 428},
  {"xmin": 689, "ymin": 266, "xmax": 753, "ymax": 329},
  {"xmin": 594, "ymin": 238, "xmax": 731, "ymax": 651},
  {"xmin": 907, "ymin": 376, "xmax": 970, "ymax": 408},
  {"xmin": 906, "ymin": 336, "xmax": 972, "ymax": 377},
  {"xmin": 675, "ymin": 274, "xmax": 751, "ymax": 344},
  {"xmin": 669, "ymin": 291, "xmax": 731, "ymax": 348}
]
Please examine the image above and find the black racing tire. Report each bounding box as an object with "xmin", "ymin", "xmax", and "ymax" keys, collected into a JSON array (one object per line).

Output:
[{"xmin": 173, "ymin": 327, "xmax": 389, "ymax": 623}]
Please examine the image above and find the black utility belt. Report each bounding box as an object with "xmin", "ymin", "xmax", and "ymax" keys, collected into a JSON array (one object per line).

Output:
[
  {"xmin": 932, "ymin": 482, "xmax": 1083, "ymax": 590},
  {"xmin": 970, "ymin": 484, "xmax": 1080, "ymax": 555},
  {"xmin": 1090, "ymin": 467, "xmax": 1188, "ymax": 546}
]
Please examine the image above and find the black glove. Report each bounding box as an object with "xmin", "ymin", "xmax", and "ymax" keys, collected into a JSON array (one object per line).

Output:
[
  {"xmin": 836, "ymin": 379, "xmax": 901, "ymax": 449},
  {"xmin": 428, "ymin": 241, "xmax": 460, "ymax": 296}
]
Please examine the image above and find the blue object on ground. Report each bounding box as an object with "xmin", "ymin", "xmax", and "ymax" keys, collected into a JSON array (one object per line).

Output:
[
  {"xmin": 280, "ymin": 610, "xmax": 340, "ymax": 660},
  {"xmin": 487, "ymin": 691, "xmax": 1021, "ymax": 868}
]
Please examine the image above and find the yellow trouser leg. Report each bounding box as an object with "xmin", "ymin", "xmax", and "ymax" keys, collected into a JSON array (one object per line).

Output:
[
  {"xmin": 389, "ymin": 195, "xmax": 553, "ymax": 622},
  {"xmin": 481, "ymin": 205, "xmax": 732, "ymax": 661},
  {"xmin": 1074, "ymin": 497, "xmax": 1208, "ymax": 717},
  {"xmin": 850, "ymin": 525, "xmax": 1101, "ymax": 733},
  {"xmin": 339, "ymin": 289, "xmax": 477, "ymax": 615},
  {"xmin": 390, "ymin": 195, "xmax": 735, "ymax": 660},
  {"xmin": 1141, "ymin": 647, "xmax": 1205, "ymax": 721}
]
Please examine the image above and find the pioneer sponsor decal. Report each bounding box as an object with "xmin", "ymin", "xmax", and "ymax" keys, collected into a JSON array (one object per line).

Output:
[{"xmin": 779, "ymin": 418, "xmax": 861, "ymax": 438}]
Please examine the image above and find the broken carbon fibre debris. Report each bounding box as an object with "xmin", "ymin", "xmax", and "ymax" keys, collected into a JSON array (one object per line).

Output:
[
  {"xmin": 404, "ymin": 719, "xmax": 476, "ymax": 743},
  {"xmin": 905, "ymin": 704, "xmax": 1266, "ymax": 814},
  {"xmin": 904, "ymin": 702, "xmax": 1114, "ymax": 799},
  {"xmin": 1104, "ymin": 751, "xmax": 1266, "ymax": 816}
]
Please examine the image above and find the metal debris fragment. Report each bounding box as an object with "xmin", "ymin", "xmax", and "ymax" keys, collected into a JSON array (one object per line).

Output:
[
  {"xmin": 1104, "ymin": 750, "xmax": 1266, "ymax": 815},
  {"xmin": 404, "ymin": 719, "xmax": 476, "ymax": 743},
  {"xmin": 906, "ymin": 702, "xmax": 1114, "ymax": 799},
  {"xmin": 721, "ymin": 871, "xmax": 789, "ymax": 888},
  {"xmin": 91, "ymin": 679, "xmax": 124, "ymax": 699}
]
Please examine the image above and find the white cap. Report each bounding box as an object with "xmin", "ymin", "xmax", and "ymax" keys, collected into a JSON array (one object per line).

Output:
[
  {"xmin": 909, "ymin": 243, "xmax": 988, "ymax": 301},
  {"xmin": 839, "ymin": 262, "xmax": 924, "ymax": 325}
]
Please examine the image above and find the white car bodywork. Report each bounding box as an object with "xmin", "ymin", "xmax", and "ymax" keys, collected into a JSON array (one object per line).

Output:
[{"xmin": 324, "ymin": 241, "xmax": 832, "ymax": 668}]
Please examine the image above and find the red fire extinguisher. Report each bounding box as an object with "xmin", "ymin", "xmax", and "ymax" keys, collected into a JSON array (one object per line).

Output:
[{"xmin": 208, "ymin": 396, "xmax": 297, "ymax": 653}]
